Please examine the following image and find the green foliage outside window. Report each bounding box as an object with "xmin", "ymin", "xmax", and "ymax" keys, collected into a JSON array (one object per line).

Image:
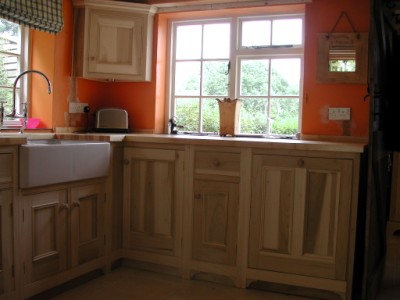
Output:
[
  {"xmin": 0, "ymin": 19, "xmax": 19, "ymax": 115},
  {"xmin": 175, "ymin": 60, "xmax": 299, "ymax": 135}
]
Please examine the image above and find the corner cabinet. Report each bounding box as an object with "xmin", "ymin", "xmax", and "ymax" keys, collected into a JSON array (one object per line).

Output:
[
  {"xmin": 123, "ymin": 145, "xmax": 184, "ymax": 261},
  {"xmin": 73, "ymin": 0, "xmax": 156, "ymax": 81},
  {"xmin": 247, "ymin": 151, "xmax": 360, "ymax": 299}
]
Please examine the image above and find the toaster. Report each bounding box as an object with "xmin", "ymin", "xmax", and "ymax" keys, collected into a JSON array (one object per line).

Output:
[{"xmin": 95, "ymin": 108, "xmax": 129, "ymax": 133}]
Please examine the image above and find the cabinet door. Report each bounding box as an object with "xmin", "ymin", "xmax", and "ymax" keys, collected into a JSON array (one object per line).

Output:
[
  {"xmin": 70, "ymin": 183, "xmax": 105, "ymax": 267},
  {"xmin": 0, "ymin": 190, "xmax": 14, "ymax": 295},
  {"xmin": 249, "ymin": 155, "xmax": 353, "ymax": 280},
  {"xmin": 23, "ymin": 190, "xmax": 68, "ymax": 283},
  {"xmin": 123, "ymin": 148, "xmax": 184, "ymax": 256},
  {"xmin": 0, "ymin": 153, "xmax": 12, "ymax": 188},
  {"xmin": 88, "ymin": 10, "xmax": 146, "ymax": 78},
  {"xmin": 192, "ymin": 178, "xmax": 239, "ymax": 265}
]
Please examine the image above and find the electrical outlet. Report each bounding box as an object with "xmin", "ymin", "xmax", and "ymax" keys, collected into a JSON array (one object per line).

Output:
[
  {"xmin": 69, "ymin": 102, "xmax": 88, "ymax": 114},
  {"xmin": 328, "ymin": 107, "xmax": 351, "ymax": 120}
]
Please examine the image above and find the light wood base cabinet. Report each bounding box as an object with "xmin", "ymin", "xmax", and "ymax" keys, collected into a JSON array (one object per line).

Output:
[
  {"xmin": 121, "ymin": 142, "xmax": 363, "ymax": 299},
  {"xmin": 0, "ymin": 190, "xmax": 15, "ymax": 298},
  {"xmin": 21, "ymin": 182, "xmax": 106, "ymax": 298},
  {"xmin": 123, "ymin": 146, "xmax": 184, "ymax": 265},
  {"xmin": 192, "ymin": 177, "xmax": 239, "ymax": 266},
  {"xmin": 0, "ymin": 147, "xmax": 17, "ymax": 300},
  {"xmin": 186, "ymin": 147, "xmax": 243, "ymax": 285},
  {"xmin": 248, "ymin": 153, "xmax": 358, "ymax": 299}
]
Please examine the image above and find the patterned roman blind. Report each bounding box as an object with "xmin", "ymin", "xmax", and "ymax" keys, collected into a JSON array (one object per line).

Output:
[{"xmin": 0, "ymin": 0, "xmax": 63, "ymax": 34}]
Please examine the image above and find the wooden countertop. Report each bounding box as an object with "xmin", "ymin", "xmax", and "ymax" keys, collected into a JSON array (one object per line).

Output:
[{"xmin": 0, "ymin": 133, "xmax": 367, "ymax": 153}]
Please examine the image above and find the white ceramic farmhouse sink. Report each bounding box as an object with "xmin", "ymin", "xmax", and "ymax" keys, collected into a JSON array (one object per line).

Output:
[{"xmin": 19, "ymin": 139, "xmax": 110, "ymax": 188}]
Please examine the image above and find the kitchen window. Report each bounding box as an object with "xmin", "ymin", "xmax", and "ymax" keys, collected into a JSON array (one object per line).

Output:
[
  {"xmin": 169, "ymin": 14, "xmax": 304, "ymax": 136},
  {"xmin": 0, "ymin": 18, "xmax": 28, "ymax": 122}
]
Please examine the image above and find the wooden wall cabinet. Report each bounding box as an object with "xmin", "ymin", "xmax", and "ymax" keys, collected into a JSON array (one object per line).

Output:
[
  {"xmin": 21, "ymin": 182, "xmax": 106, "ymax": 297},
  {"xmin": 73, "ymin": 0, "xmax": 156, "ymax": 81},
  {"xmin": 123, "ymin": 146, "xmax": 184, "ymax": 260},
  {"xmin": 0, "ymin": 147, "xmax": 17, "ymax": 299}
]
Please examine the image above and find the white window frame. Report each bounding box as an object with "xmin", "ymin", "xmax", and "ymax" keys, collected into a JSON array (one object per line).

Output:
[
  {"xmin": 0, "ymin": 19, "xmax": 30, "ymax": 120},
  {"xmin": 167, "ymin": 12, "xmax": 304, "ymax": 136}
]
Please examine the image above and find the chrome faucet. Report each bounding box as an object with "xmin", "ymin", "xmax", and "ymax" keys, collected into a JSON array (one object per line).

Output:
[{"xmin": 7, "ymin": 70, "xmax": 52, "ymax": 132}]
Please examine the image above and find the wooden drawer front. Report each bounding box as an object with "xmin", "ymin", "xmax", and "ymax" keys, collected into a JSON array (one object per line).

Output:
[
  {"xmin": 0, "ymin": 153, "xmax": 13, "ymax": 185},
  {"xmin": 195, "ymin": 151, "xmax": 240, "ymax": 176}
]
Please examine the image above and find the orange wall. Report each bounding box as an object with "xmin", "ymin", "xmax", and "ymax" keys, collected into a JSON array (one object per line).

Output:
[
  {"xmin": 30, "ymin": 30, "xmax": 54, "ymax": 128},
  {"xmin": 302, "ymin": 0, "xmax": 370, "ymax": 137},
  {"xmin": 32, "ymin": 0, "xmax": 370, "ymax": 137}
]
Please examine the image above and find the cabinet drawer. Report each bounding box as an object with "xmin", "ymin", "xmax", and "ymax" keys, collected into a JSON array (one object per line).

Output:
[
  {"xmin": 194, "ymin": 151, "xmax": 240, "ymax": 176},
  {"xmin": 0, "ymin": 153, "xmax": 13, "ymax": 185}
]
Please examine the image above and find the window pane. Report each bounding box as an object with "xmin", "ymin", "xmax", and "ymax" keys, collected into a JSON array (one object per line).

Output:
[
  {"xmin": 272, "ymin": 19, "xmax": 302, "ymax": 45},
  {"xmin": 202, "ymin": 99, "xmax": 219, "ymax": 133},
  {"xmin": 176, "ymin": 25, "xmax": 202, "ymax": 59},
  {"xmin": 175, "ymin": 98, "xmax": 199, "ymax": 131},
  {"xmin": 241, "ymin": 20, "xmax": 271, "ymax": 47},
  {"xmin": 202, "ymin": 61, "xmax": 229, "ymax": 96},
  {"xmin": 271, "ymin": 58, "xmax": 300, "ymax": 96},
  {"xmin": 0, "ymin": 88, "xmax": 13, "ymax": 114},
  {"xmin": 240, "ymin": 59, "xmax": 269, "ymax": 96},
  {"xmin": 0, "ymin": 19, "xmax": 20, "ymax": 54},
  {"xmin": 239, "ymin": 98, "xmax": 268, "ymax": 134},
  {"xmin": 175, "ymin": 61, "xmax": 201, "ymax": 96},
  {"xmin": 203, "ymin": 23, "xmax": 230, "ymax": 59},
  {"xmin": 0, "ymin": 19, "xmax": 20, "ymax": 115},
  {"xmin": 270, "ymin": 98, "xmax": 299, "ymax": 135}
]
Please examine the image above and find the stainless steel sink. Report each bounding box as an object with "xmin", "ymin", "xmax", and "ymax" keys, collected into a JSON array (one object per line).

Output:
[{"xmin": 19, "ymin": 139, "xmax": 110, "ymax": 188}]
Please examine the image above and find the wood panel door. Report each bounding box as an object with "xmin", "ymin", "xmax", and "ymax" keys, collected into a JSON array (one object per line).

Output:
[
  {"xmin": 23, "ymin": 190, "xmax": 68, "ymax": 283},
  {"xmin": 192, "ymin": 178, "xmax": 239, "ymax": 265},
  {"xmin": 70, "ymin": 183, "xmax": 105, "ymax": 267},
  {"xmin": 0, "ymin": 189, "xmax": 14, "ymax": 295},
  {"xmin": 249, "ymin": 154, "xmax": 353, "ymax": 280},
  {"xmin": 123, "ymin": 148, "xmax": 184, "ymax": 256}
]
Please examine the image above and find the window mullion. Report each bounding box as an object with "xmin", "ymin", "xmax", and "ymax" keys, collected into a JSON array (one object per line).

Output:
[
  {"xmin": 230, "ymin": 17, "xmax": 237, "ymax": 99},
  {"xmin": 198, "ymin": 25, "xmax": 205, "ymax": 132},
  {"xmin": 267, "ymin": 59, "xmax": 272, "ymax": 135}
]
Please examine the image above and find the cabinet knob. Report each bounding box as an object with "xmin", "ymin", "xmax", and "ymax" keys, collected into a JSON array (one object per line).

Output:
[
  {"xmin": 297, "ymin": 159, "xmax": 305, "ymax": 167},
  {"xmin": 213, "ymin": 159, "xmax": 221, "ymax": 167},
  {"xmin": 59, "ymin": 203, "xmax": 69, "ymax": 211},
  {"xmin": 72, "ymin": 201, "xmax": 80, "ymax": 208},
  {"xmin": 123, "ymin": 159, "xmax": 130, "ymax": 165},
  {"xmin": 90, "ymin": 56, "xmax": 95, "ymax": 61},
  {"xmin": 194, "ymin": 193, "xmax": 202, "ymax": 200}
]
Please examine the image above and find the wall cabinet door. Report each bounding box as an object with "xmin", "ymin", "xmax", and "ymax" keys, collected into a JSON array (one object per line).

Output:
[
  {"xmin": 73, "ymin": 1, "xmax": 155, "ymax": 81},
  {"xmin": 88, "ymin": 10, "xmax": 144, "ymax": 77},
  {"xmin": 22, "ymin": 190, "xmax": 68, "ymax": 283},
  {"xmin": 123, "ymin": 147, "xmax": 184, "ymax": 256},
  {"xmin": 249, "ymin": 154, "xmax": 353, "ymax": 280},
  {"xmin": 192, "ymin": 178, "xmax": 239, "ymax": 265},
  {"xmin": 0, "ymin": 189, "xmax": 15, "ymax": 296}
]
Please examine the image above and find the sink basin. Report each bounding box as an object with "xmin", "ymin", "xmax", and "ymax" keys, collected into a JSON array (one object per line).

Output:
[{"xmin": 19, "ymin": 139, "xmax": 110, "ymax": 188}]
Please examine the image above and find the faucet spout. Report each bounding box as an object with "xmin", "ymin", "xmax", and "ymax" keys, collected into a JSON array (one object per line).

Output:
[{"xmin": 7, "ymin": 70, "xmax": 52, "ymax": 118}]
